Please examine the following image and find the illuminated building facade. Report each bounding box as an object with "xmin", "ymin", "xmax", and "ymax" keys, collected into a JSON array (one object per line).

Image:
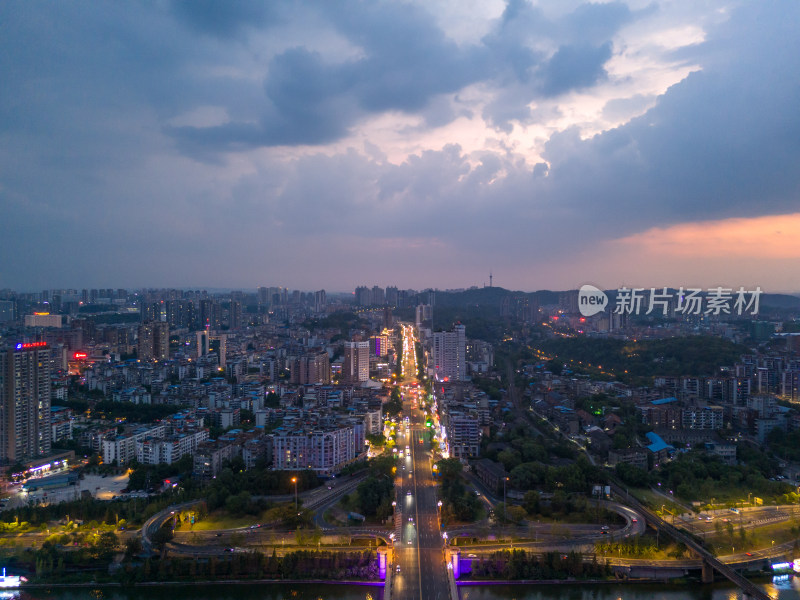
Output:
[{"xmin": 0, "ymin": 342, "xmax": 52, "ymax": 462}]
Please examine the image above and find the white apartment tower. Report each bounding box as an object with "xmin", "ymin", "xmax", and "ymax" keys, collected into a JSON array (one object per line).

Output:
[
  {"xmin": 343, "ymin": 341, "xmax": 369, "ymax": 383},
  {"xmin": 0, "ymin": 343, "xmax": 52, "ymax": 462},
  {"xmin": 432, "ymin": 324, "xmax": 466, "ymax": 382}
]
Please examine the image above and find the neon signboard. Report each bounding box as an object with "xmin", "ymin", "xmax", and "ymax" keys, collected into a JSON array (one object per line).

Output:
[{"xmin": 15, "ymin": 342, "xmax": 47, "ymax": 350}]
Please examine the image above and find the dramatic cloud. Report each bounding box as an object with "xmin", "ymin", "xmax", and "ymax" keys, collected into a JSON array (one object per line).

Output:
[{"xmin": 1, "ymin": 1, "xmax": 799, "ymax": 293}]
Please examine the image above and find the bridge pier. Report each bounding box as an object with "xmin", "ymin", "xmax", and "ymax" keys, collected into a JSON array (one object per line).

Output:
[
  {"xmin": 450, "ymin": 548, "xmax": 460, "ymax": 579},
  {"xmin": 378, "ymin": 547, "xmax": 388, "ymax": 580},
  {"xmin": 701, "ymin": 559, "xmax": 715, "ymax": 584}
]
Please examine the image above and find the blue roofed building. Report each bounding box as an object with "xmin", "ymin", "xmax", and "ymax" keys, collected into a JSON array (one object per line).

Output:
[
  {"xmin": 645, "ymin": 431, "xmax": 674, "ymax": 465},
  {"xmin": 651, "ymin": 397, "xmax": 678, "ymax": 405}
]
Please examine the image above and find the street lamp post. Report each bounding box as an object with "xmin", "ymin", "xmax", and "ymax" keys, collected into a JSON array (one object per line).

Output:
[
  {"xmin": 503, "ymin": 477, "xmax": 509, "ymax": 542},
  {"xmin": 291, "ymin": 477, "xmax": 298, "ymax": 512}
]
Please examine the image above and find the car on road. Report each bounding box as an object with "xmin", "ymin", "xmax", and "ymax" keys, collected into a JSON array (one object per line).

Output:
[
  {"xmin": 601, "ymin": 526, "xmax": 610, "ymax": 530},
  {"xmin": 746, "ymin": 552, "xmax": 753, "ymax": 556},
  {"xmin": 631, "ymin": 518, "xmax": 637, "ymax": 523},
  {"xmin": 407, "ymin": 491, "xmax": 412, "ymax": 496},
  {"xmin": 407, "ymin": 539, "xmax": 412, "ymax": 544},
  {"xmin": 409, "ymin": 516, "xmax": 414, "ymax": 522},
  {"xmin": 396, "ymin": 564, "xmax": 401, "ymax": 573}
]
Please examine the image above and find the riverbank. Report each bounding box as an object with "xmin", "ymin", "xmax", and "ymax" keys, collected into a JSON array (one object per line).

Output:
[
  {"xmin": 19, "ymin": 575, "xmax": 684, "ymax": 590},
  {"xmin": 457, "ymin": 577, "xmax": 682, "ymax": 585},
  {"xmin": 21, "ymin": 578, "xmax": 384, "ymax": 588}
]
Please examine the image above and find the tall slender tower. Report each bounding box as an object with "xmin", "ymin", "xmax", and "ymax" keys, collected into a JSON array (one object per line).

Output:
[
  {"xmin": 1, "ymin": 342, "xmax": 52, "ymax": 462},
  {"xmin": 343, "ymin": 341, "xmax": 369, "ymax": 383}
]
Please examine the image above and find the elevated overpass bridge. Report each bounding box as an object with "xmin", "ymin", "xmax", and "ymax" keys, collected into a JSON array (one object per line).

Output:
[{"xmin": 611, "ymin": 484, "xmax": 771, "ymax": 600}]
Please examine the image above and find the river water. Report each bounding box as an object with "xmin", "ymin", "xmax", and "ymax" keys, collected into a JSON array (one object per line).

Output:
[{"xmin": 10, "ymin": 578, "xmax": 800, "ymax": 600}]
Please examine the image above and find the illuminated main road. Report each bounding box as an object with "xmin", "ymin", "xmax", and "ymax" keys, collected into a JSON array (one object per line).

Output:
[{"xmin": 393, "ymin": 326, "xmax": 451, "ymax": 600}]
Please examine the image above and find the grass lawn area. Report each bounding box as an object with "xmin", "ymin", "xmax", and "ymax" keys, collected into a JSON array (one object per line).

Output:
[
  {"xmin": 746, "ymin": 520, "xmax": 800, "ymax": 550},
  {"xmin": 179, "ymin": 511, "xmax": 255, "ymax": 531},
  {"xmin": 631, "ymin": 488, "xmax": 688, "ymax": 516},
  {"xmin": 595, "ymin": 533, "xmax": 688, "ymax": 560},
  {"xmin": 323, "ymin": 508, "xmax": 347, "ymax": 527},
  {"xmin": 705, "ymin": 518, "xmax": 800, "ymax": 554}
]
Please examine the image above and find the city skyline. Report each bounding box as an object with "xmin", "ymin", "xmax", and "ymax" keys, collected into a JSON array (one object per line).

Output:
[{"xmin": 2, "ymin": 1, "xmax": 800, "ymax": 292}]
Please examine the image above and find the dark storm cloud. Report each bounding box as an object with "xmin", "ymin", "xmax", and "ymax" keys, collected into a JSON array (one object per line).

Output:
[
  {"xmin": 560, "ymin": 2, "xmax": 636, "ymax": 45},
  {"xmin": 171, "ymin": 1, "xmax": 489, "ymax": 149},
  {"xmin": 243, "ymin": 0, "xmax": 800, "ymax": 266},
  {"xmin": 3, "ymin": 0, "xmax": 800, "ymax": 290},
  {"xmin": 170, "ymin": 47, "xmax": 357, "ymax": 150},
  {"xmin": 170, "ymin": 0, "xmax": 281, "ymax": 38},
  {"xmin": 478, "ymin": 1, "xmax": 634, "ymax": 130},
  {"xmin": 170, "ymin": 1, "xmax": 634, "ymax": 149},
  {"xmin": 543, "ymin": 0, "xmax": 800, "ymax": 235},
  {"xmin": 538, "ymin": 42, "xmax": 613, "ymax": 96}
]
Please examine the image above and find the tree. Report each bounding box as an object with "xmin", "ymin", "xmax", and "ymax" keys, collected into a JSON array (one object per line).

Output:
[
  {"xmin": 97, "ymin": 531, "xmax": 118, "ymax": 552},
  {"xmin": 615, "ymin": 463, "xmax": 649, "ymax": 488},
  {"xmin": 506, "ymin": 505, "xmax": 526, "ymax": 524},
  {"xmin": 240, "ymin": 409, "xmax": 255, "ymax": 425},
  {"xmin": 225, "ymin": 491, "xmax": 253, "ymax": 517},
  {"xmin": 151, "ymin": 525, "xmax": 173, "ymax": 549},
  {"xmin": 384, "ymin": 389, "xmax": 403, "ymax": 417},
  {"xmin": 366, "ymin": 433, "xmax": 386, "ymax": 448},
  {"xmin": 523, "ymin": 490, "xmax": 541, "ymax": 515},
  {"xmin": 436, "ymin": 458, "xmax": 464, "ymax": 480},
  {"xmin": 546, "ymin": 360, "xmax": 563, "ymax": 375},
  {"xmin": 265, "ymin": 392, "xmax": 281, "ymax": 408},
  {"xmin": 125, "ymin": 537, "xmax": 142, "ymax": 559}
]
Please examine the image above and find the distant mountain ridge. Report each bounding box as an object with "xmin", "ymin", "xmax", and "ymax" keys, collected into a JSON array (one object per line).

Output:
[{"xmin": 429, "ymin": 287, "xmax": 800, "ymax": 309}]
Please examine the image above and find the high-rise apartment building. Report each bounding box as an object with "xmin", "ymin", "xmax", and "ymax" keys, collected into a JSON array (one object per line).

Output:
[
  {"xmin": 165, "ymin": 299, "xmax": 195, "ymax": 329},
  {"xmin": 370, "ymin": 335, "xmax": 389, "ymax": 357},
  {"xmin": 343, "ymin": 341, "xmax": 369, "ymax": 383},
  {"xmin": 0, "ymin": 342, "xmax": 52, "ymax": 462},
  {"xmin": 23, "ymin": 313, "xmax": 62, "ymax": 328},
  {"xmin": 140, "ymin": 302, "xmax": 164, "ymax": 323},
  {"xmin": 416, "ymin": 304, "xmax": 433, "ymax": 329},
  {"xmin": 443, "ymin": 410, "xmax": 480, "ymax": 458},
  {"xmin": 138, "ymin": 322, "xmax": 169, "ymax": 361},
  {"xmin": 0, "ymin": 301, "xmax": 14, "ymax": 323},
  {"xmin": 432, "ymin": 324, "xmax": 466, "ymax": 382},
  {"xmin": 371, "ymin": 286, "xmax": 385, "ymax": 306},
  {"xmin": 314, "ymin": 290, "xmax": 327, "ymax": 312},
  {"xmin": 228, "ymin": 300, "xmax": 243, "ymax": 330},
  {"xmin": 199, "ymin": 299, "xmax": 221, "ymax": 330},
  {"xmin": 355, "ymin": 286, "xmax": 371, "ymax": 306},
  {"xmin": 385, "ymin": 286, "xmax": 398, "ymax": 307},
  {"xmin": 291, "ymin": 352, "xmax": 331, "ymax": 385}
]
